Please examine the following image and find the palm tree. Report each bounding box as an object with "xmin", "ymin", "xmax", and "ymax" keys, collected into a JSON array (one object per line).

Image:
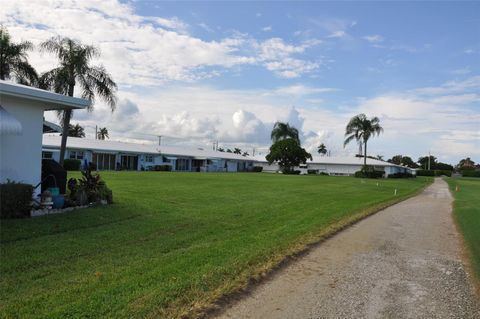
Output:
[
  {"xmin": 317, "ymin": 143, "xmax": 327, "ymax": 155},
  {"xmin": 233, "ymin": 148, "xmax": 242, "ymax": 154},
  {"xmin": 0, "ymin": 27, "xmax": 38, "ymax": 85},
  {"xmin": 97, "ymin": 127, "xmax": 109, "ymax": 140},
  {"xmin": 344, "ymin": 113, "xmax": 383, "ymax": 167},
  {"xmin": 271, "ymin": 122, "xmax": 299, "ymax": 143},
  {"xmin": 67, "ymin": 123, "xmax": 85, "ymax": 138},
  {"xmin": 39, "ymin": 37, "xmax": 117, "ymax": 166}
]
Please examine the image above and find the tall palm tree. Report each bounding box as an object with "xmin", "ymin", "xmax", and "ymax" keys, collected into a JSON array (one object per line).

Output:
[
  {"xmin": 233, "ymin": 147, "xmax": 241, "ymax": 154},
  {"xmin": 344, "ymin": 113, "xmax": 383, "ymax": 167},
  {"xmin": 317, "ymin": 143, "xmax": 327, "ymax": 155},
  {"xmin": 39, "ymin": 37, "xmax": 117, "ymax": 166},
  {"xmin": 0, "ymin": 27, "xmax": 38, "ymax": 85},
  {"xmin": 97, "ymin": 127, "xmax": 109, "ymax": 140},
  {"xmin": 67, "ymin": 123, "xmax": 85, "ymax": 138},
  {"xmin": 271, "ymin": 122, "xmax": 300, "ymax": 143}
]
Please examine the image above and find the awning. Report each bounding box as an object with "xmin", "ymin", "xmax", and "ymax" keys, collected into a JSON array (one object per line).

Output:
[
  {"xmin": 165, "ymin": 156, "xmax": 177, "ymax": 160},
  {"xmin": 0, "ymin": 105, "xmax": 22, "ymax": 135},
  {"xmin": 43, "ymin": 120, "xmax": 62, "ymax": 133},
  {"xmin": 193, "ymin": 157, "xmax": 208, "ymax": 160}
]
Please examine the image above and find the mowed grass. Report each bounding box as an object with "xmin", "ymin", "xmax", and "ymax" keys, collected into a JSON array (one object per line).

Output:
[
  {"xmin": 1, "ymin": 173, "xmax": 431, "ymax": 318},
  {"xmin": 446, "ymin": 177, "xmax": 480, "ymax": 282}
]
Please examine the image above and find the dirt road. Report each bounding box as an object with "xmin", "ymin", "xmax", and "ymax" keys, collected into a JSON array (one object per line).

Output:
[{"xmin": 214, "ymin": 178, "xmax": 480, "ymax": 319}]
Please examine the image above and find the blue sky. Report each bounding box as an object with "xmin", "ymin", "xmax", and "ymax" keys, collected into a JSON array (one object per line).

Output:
[{"xmin": 2, "ymin": 1, "xmax": 479, "ymax": 164}]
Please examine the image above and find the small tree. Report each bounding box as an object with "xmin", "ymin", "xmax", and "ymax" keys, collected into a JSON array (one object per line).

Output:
[
  {"xmin": 317, "ymin": 143, "xmax": 327, "ymax": 155},
  {"xmin": 266, "ymin": 138, "xmax": 312, "ymax": 173}
]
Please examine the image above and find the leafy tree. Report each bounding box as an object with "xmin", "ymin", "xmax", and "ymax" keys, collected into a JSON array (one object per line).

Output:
[
  {"xmin": 97, "ymin": 127, "xmax": 109, "ymax": 140},
  {"xmin": 0, "ymin": 27, "xmax": 38, "ymax": 85},
  {"xmin": 418, "ymin": 155, "xmax": 437, "ymax": 170},
  {"xmin": 388, "ymin": 155, "xmax": 418, "ymax": 168},
  {"xmin": 344, "ymin": 114, "xmax": 383, "ymax": 167},
  {"xmin": 271, "ymin": 122, "xmax": 300, "ymax": 143},
  {"xmin": 67, "ymin": 123, "xmax": 85, "ymax": 138},
  {"xmin": 317, "ymin": 143, "xmax": 327, "ymax": 155},
  {"xmin": 266, "ymin": 138, "xmax": 312, "ymax": 173},
  {"xmin": 39, "ymin": 37, "xmax": 117, "ymax": 166},
  {"xmin": 233, "ymin": 148, "xmax": 242, "ymax": 154}
]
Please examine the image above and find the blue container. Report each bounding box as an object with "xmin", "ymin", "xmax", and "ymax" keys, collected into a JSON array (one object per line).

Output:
[
  {"xmin": 48, "ymin": 187, "xmax": 60, "ymax": 196},
  {"xmin": 52, "ymin": 195, "xmax": 65, "ymax": 209}
]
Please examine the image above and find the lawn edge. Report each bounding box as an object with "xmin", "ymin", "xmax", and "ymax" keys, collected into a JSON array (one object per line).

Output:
[
  {"xmin": 176, "ymin": 178, "xmax": 433, "ymax": 319},
  {"xmin": 444, "ymin": 177, "xmax": 480, "ymax": 297}
]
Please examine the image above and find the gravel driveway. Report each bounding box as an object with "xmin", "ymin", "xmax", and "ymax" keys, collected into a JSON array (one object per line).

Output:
[{"xmin": 213, "ymin": 178, "xmax": 480, "ymax": 319}]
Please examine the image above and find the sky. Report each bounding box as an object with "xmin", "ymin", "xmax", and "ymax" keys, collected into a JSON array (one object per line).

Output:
[{"xmin": 1, "ymin": 0, "xmax": 479, "ymax": 164}]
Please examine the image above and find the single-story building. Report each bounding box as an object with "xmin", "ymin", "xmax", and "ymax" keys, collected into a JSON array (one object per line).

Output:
[
  {"xmin": 252, "ymin": 155, "xmax": 416, "ymax": 177},
  {"xmin": 42, "ymin": 135, "xmax": 255, "ymax": 172},
  {"xmin": 0, "ymin": 81, "xmax": 89, "ymax": 193}
]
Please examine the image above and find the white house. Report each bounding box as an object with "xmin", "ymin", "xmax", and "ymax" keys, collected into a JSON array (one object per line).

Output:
[
  {"xmin": 253, "ymin": 155, "xmax": 416, "ymax": 177},
  {"xmin": 0, "ymin": 81, "xmax": 89, "ymax": 192},
  {"xmin": 42, "ymin": 135, "xmax": 255, "ymax": 172}
]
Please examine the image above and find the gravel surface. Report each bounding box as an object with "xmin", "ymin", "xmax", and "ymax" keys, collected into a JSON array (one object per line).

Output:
[{"xmin": 213, "ymin": 178, "xmax": 480, "ymax": 319}]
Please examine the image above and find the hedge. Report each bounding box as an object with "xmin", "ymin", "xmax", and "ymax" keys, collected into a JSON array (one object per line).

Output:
[
  {"xmin": 354, "ymin": 170, "xmax": 384, "ymax": 178},
  {"xmin": 154, "ymin": 165, "xmax": 172, "ymax": 171},
  {"xmin": 388, "ymin": 172, "xmax": 415, "ymax": 178},
  {"xmin": 252, "ymin": 166, "xmax": 263, "ymax": 172},
  {"xmin": 416, "ymin": 170, "xmax": 435, "ymax": 176},
  {"xmin": 461, "ymin": 170, "xmax": 480, "ymax": 178},
  {"xmin": 0, "ymin": 182, "xmax": 33, "ymax": 218},
  {"xmin": 63, "ymin": 159, "xmax": 81, "ymax": 171},
  {"xmin": 417, "ymin": 169, "xmax": 452, "ymax": 177}
]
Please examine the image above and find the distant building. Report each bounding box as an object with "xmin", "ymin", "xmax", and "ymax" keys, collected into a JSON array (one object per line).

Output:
[
  {"xmin": 42, "ymin": 135, "xmax": 255, "ymax": 172},
  {"xmin": 252, "ymin": 155, "xmax": 416, "ymax": 177}
]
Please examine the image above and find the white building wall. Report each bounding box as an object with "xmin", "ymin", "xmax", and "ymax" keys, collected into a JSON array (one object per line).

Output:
[{"xmin": 0, "ymin": 97, "xmax": 45, "ymax": 191}]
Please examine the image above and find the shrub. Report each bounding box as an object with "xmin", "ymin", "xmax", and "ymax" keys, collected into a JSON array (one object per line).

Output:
[
  {"xmin": 0, "ymin": 181, "xmax": 33, "ymax": 218},
  {"xmin": 434, "ymin": 170, "xmax": 452, "ymax": 177},
  {"xmin": 63, "ymin": 159, "xmax": 81, "ymax": 171},
  {"xmin": 461, "ymin": 170, "xmax": 480, "ymax": 178},
  {"xmin": 307, "ymin": 169, "xmax": 318, "ymax": 175},
  {"xmin": 68, "ymin": 168, "xmax": 113, "ymax": 205},
  {"xmin": 283, "ymin": 170, "xmax": 301, "ymax": 175},
  {"xmin": 252, "ymin": 166, "xmax": 263, "ymax": 172},
  {"xmin": 388, "ymin": 172, "xmax": 415, "ymax": 178},
  {"xmin": 319, "ymin": 172, "xmax": 329, "ymax": 176},
  {"xmin": 416, "ymin": 169, "xmax": 435, "ymax": 176},
  {"xmin": 154, "ymin": 165, "xmax": 172, "ymax": 171},
  {"xmin": 354, "ymin": 166, "xmax": 384, "ymax": 179}
]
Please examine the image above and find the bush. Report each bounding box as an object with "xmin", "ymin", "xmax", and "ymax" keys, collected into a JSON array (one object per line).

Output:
[
  {"xmin": 461, "ymin": 170, "xmax": 480, "ymax": 178},
  {"xmin": 354, "ymin": 166, "xmax": 384, "ymax": 178},
  {"xmin": 307, "ymin": 169, "xmax": 318, "ymax": 175},
  {"xmin": 0, "ymin": 181, "xmax": 33, "ymax": 218},
  {"xmin": 416, "ymin": 169, "xmax": 434, "ymax": 176},
  {"xmin": 319, "ymin": 172, "xmax": 329, "ymax": 176},
  {"xmin": 283, "ymin": 170, "xmax": 301, "ymax": 175},
  {"xmin": 388, "ymin": 172, "xmax": 415, "ymax": 178},
  {"xmin": 252, "ymin": 166, "xmax": 263, "ymax": 172},
  {"xmin": 154, "ymin": 165, "xmax": 172, "ymax": 171},
  {"xmin": 63, "ymin": 159, "xmax": 81, "ymax": 171},
  {"xmin": 67, "ymin": 168, "xmax": 113, "ymax": 205},
  {"xmin": 434, "ymin": 170, "xmax": 452, "ymax": 177}
]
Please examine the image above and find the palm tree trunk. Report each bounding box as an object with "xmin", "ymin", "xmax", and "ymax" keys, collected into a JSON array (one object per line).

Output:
[
  {"xmin": 364, "ymin": 140, "xmax": 367, "ymax": 167},
  {"xmin": 59, "ymin": 83, "xmax": 75, "ymax": 166}
]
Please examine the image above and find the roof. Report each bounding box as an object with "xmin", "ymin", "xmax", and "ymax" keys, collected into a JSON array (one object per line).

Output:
[
  {"xmin": 0, "ymin": 80, "xmax": 89, "ymax": 110},
  {"xmin": 0, "ymin": 105, "xmax": 22, "ymax": 135},
  {"xmin": 43, "ymin": 120, "xmax": 62, "ymax": 133},
  {"xmin": 42, "ymin": 135, "xmax": 253, "ymax": 161},
  {"xmin": 252, "ymin": 154, "xmax": 408, "ymax": 168}
]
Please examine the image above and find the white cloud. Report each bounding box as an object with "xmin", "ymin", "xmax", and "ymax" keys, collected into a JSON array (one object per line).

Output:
[
  {"xmin": 1, "ymin": 0, "xmax": 321, "ymax": 85},
  {"xmin": 328, "ymin": 31, "xmax": 346, "ymax": 38},
  {"xmin": 262, "ymin": 26, "xmax": 272, "ymax": 32},
  {"xmin": 363, "ymin": 35, "xmax": 384, "ymax": 43}
]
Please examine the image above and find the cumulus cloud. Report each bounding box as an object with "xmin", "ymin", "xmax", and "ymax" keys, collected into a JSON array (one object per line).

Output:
[
  {"xmin": 363, "ymin": 35, "xmax": 384, "ymax": 43},
  {"xmin": 1, "ymin": 0, "xmax": 321, "ymax": 84}
]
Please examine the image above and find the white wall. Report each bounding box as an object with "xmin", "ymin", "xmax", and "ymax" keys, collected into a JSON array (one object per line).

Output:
[{"xmin": 1, "ymin": 96, "xmax": 45, "ymax": 192}]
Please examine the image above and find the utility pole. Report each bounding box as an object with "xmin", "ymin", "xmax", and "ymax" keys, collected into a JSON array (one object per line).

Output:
[
  {"xmin": 158, "ymin": 135, "xmax": 162, "ymax": 146},
  {"xmin": 428, "ymin": 151, "xmax": 431, "ymax": 170},
  {"xmin": 95, "ymin": 125, "xmax": 98, "ymax": 140}
]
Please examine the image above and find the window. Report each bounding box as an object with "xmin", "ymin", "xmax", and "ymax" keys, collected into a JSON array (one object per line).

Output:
[
  {"xmin": 69, "ymin": 151, "xmax": 84, "ymax": 160},
  {"xmin": 175, "ymin": 158, "xmax": 189, "ymax": 171},
  {"xmin": 162, "ymin": 156, "xmax": 171, "ymax": 163},
  {"xmin": 92, "ymin": 153, "xmax": 117, "ymax": 170},
  {"xmin": 145, "ymin": 155, "xmax": 154, "ymax": 163},
  {"xmin": 42, "ymin": 151, "xmax": 53, "ymax": 159}
]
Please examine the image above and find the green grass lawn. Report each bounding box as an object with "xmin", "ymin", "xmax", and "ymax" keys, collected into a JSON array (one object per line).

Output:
[
  {"xmin": 1, "ymin": 173, "xmax": 431, "ymax": 318},
  {"xmin": 446, "ymin": 177, "xmax": 480, "ymax": 283}
]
